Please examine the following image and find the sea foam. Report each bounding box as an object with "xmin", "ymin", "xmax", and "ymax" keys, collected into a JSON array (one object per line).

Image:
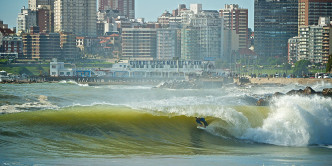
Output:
[{"xmin": 241, "ymin": 95, "xmax": 332, "ymax": 146}]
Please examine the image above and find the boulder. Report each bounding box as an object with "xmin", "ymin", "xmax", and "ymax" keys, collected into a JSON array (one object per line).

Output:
[
  {"xmin": 273, "ymin": 92, "xmax": 285, "ymax": 97},
  {"xmin": 286, "ymin": 89, "xmax": 303, "ymax": 95},
  {"xmin": 303, "ymin": 86, "xmax": 316, "ymax": 95},
  {"xmin": 322, "ymin": 88, "xmax": 332, "ymax": 97},
  {"xmin": 257, "ymin": 98, "xmax": 269, "ymax": 106}
]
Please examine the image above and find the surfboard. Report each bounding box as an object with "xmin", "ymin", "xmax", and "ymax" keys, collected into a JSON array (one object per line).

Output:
[{"xmin": 197, "ymin": 126, "xmax": 206, "ymax": 130}]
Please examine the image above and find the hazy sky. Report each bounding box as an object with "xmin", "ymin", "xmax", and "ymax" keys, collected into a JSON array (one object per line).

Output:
[{"xmin": 0, "ymin": 0, "xmax": 254, "ymax": 29}]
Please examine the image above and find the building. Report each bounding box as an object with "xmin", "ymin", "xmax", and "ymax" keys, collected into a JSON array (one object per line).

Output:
[
  {"xmin": 100, "ymin": 0, "xmax": 135, "ymax": 19},
  {"xmin": 54, "ymin": 0, "xmax": 97, "ymax": 37},
  {"xmin": 17, "ymin": 7, "xmax": 37, "ymax": 34},
  {"xmin": 288, "ymin": 36, "xmax": 300, "ymax": 64},
  {"xmin": 22, "ymin": 27, "xmax": 61, "ymax": 59},
  {"xmin": 122, "ymin": 28, "xmax": 157, "ymax": 60},
  {"xmin": 254, "ymin": 0, "xmax": 298, "ymax": 58},
  {"xmin": 29, "ymin": 0, "xmax": 56, "ymax": 11},
  {"xmin": 323, "ymin": 26, "xmax": 332, "ymax": 63},
  {"xmin": 60, "ymin": 32, "xmax": 77, "ymax": 60},
  {"xmin": 37, "ymin": 5, "xmax": 54, "ymax": 33},
  {"xmin": 181, "ymin": 5, "xmax": 223, "ymax": 60},
  {"xmin": 298, "ymin": 26, "xmax": 324, "ymax": 63},
  {"xmin": 298, "ymin": 0, "xmax": 332, "ymax": 34},
  {"xmin": 1, "ymin": 36, "xmax": 23, "ymax": 58},
  {"xmin": 156, "ymin": 29, "xmax": 180, "ymax": 60},
  {"xmin": 50, "ymin": 58, "xmax": 75, "ymax": 76},
  {"xmin": 220, "ymin": 4, "xmax": 248, "ymax": 50},
  {"xmin": 109, "ymin": 60, "xmax": 205, "ymax": 78}
]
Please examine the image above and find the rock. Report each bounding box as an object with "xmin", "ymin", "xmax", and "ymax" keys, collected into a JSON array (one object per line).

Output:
[
  {"xmin": 257, "ymin": 98, "xmax": 269, "ymax": 106},
  {"xmin": 303, "ymin": 86, "xmax": 316, "ymax": 95},
  {"xmin": 322, "ymin": 88, "xmax": 332, "ymax": 97},
  {"xmin": 273, "ymin": 92, "xmax": 284, "ymax": 97},
  {"xmin": 286, "ymin": 89, "xmax": 303, "ymax": 95}
]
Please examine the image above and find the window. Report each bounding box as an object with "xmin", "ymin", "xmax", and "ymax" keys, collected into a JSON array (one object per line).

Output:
[{"xmin": 52, "ymin": 65, "xmax": 56, "ymax": 68}]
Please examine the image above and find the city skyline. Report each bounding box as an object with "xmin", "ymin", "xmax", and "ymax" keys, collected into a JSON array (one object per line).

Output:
[{"xmin": 0, "ymin": 0, "xmax": 254, "ymax": 29}]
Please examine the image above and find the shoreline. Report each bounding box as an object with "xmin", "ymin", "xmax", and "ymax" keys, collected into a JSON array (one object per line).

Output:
[{"xmin": 2, "ymin": 77, "xmax": 332, "ymax": 86}]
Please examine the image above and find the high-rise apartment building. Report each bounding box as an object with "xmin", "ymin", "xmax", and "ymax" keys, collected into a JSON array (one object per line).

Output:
[
  {"xmin": 156, "ymin": 29, "xmax": 180, "ymax": 60},
  {"xmin": 122, "ymin": 28, "xmax": 157, "ymax": 60},
  {"xmin": 220, "ymin": 4, "xmax": 248, "ymax": 49},
  {"xmin": 22, "ymin": 27, "xmax": 61, "ymax": 59},
  {"xmin": 254, "ymin": 0, "xmax": 298, "ymax": 57},
  {"xmin": 54, "ymin": 0, "xmax": 97, "ymax": 37},
  {"xmin": 60, "ymin": 32, "xmax": 77, "ymax": 60},
  {"xmin": 298, "ymin": 0, "xmax": 332, "ymax": 34},
  {"xmin": 181, "ymin": 6, "xmax": 223, "ymax": 60},
  {"xmin": 17, "ymin": 7, "xmax": 37, "ymax": 34},
  {"xmin": 29, "ymin": 0, "xmax": 56, "ymax": 11},
  {"xmin": 99, "ymin": 0, "xmax": 135, "ymax": 19},
  {"xmin": 37, "ymin": 5, "xmax": 54, "ymax": 33}
]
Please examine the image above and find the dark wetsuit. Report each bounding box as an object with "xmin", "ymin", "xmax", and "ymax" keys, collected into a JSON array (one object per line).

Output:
[{"xmin": 196, "ymin": 118, "xmax": 208, "ymax": 127}]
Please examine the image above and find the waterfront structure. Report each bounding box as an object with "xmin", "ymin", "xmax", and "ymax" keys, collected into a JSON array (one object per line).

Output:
[
  {"xmin": 181, "ymin": 5, "xmax": 223, "ymax": 60},
  {"xmin": 109, "ymin": 60, "xmax": 206, "ymax": 78},
  {"xmin": 254, "ymin": 0, "xmax": 298, "ymax": 57},
  {"xmin": 22, "ymin": 27, "xmax": 61, "ymax": 59},
  {"xmin": 298, "ymin": 0, "xmax": 332, "ymax": 34},
  {"xmin": 99, "ymin": 0, "xmax": 135, "ymax": 19},
  {"xmin": 156, "ymin": 29, "xmax": 180, "ymax": 60},
  {"xmin": 121, "ymin": 28, "xmax": 157, "ymax": 60},
  {"xmin": 54, "ymin": 0, "xmax": 97, "ymax": 37},
  {"xmin": 50, "ymin": 58, "xmax": 75, "ymax": 77},
  {"xmin": 29, "ymin": 0, "xmax": 55, "ymax": 11},
  {"xmin": 37, "ymin": 5, "xmax": 54, "ymax": 33},
  {"xmin": 17, "ymin": 7, "xmax": 37, "ymax": 34},
  {"xmin": 220, "ymin": 4, "xmax": 248, "ymax": 50}
]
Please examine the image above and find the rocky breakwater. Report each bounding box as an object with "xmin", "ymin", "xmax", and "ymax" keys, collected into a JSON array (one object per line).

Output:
[
  {"xmin": 155, "ymin": 80, "xmax": 223, "ymax": 89},
  {"xmin": 257, "ymin": 86, "xmax": 332, "ymax": 106}
]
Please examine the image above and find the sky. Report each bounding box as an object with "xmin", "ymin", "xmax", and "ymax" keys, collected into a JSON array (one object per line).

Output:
[{"xmin": 0, "ymin": 0, "xmax": 254, "ymax": 29}]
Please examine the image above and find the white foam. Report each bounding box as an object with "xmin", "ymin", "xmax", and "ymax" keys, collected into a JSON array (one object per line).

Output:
[
  {"xmin": 0, "ymin": 95, "xmax": 59, "ymax": 114},
  {"xmin": 241, "ymin": 95, "xmax": 332, "ymax": 146}
]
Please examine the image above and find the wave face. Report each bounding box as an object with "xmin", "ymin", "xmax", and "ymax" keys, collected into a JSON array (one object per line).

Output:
[
  {"xmin": 1, "ymin": 98, "xmax": 331, "ymax": 158},
  {"xmin": 1, "ymin": 82, "xmax": 332, "ymax": 162}
]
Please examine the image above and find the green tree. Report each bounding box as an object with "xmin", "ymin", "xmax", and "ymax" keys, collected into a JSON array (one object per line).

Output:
[
  {"xmin": 293, "ymin": 60, "xmax": 311, "ymax": 76},
  {"xmin": 326, "ymin": 54, "xmax": 332, "ymax": 73}
]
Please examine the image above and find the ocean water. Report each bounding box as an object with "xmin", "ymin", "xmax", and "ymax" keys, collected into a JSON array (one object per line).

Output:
[{"xmin": 0, "ymin": 81, "xmax": 332, "ymax": 165}]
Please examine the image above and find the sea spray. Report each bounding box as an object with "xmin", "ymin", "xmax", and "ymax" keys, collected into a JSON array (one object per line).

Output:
[{"xmin": 241, "ymin": 95, "xmax": 332, "ymax": 146}]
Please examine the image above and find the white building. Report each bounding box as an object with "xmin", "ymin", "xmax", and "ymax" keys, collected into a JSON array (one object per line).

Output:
[
  {"xmin": 54, "ymin": 0, "xmax": 97, "ymax": 37},
  {"xmin": 17, "ymin": 7, "xmax": 37, "ymax": 34},
  {"xmin": 181, "ymin": 6, "xmax": 224, "ymax": 60},
  {"xmin": 156, "ymin": 29, "xmax": 179, "ymax": 60},
  {"xmin": 50, "ymin": 59, "xmax": 75, "ymax": 77}
]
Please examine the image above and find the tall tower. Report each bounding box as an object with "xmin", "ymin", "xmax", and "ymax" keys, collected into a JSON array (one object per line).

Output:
[
  {"xmin": 109, "ymin": 0, "xmax": 135, "ymax": 19},
  {"xmin": 298, "ymin": 0, "xmax": 332, "ymax": 34},
  {"xmin": 220, "ymin": 4, "xmax": 248, "ymax": 49},
  {"xmin": 29, "ymin": 0, "xmax": 56, "ymax": 11},
  {"xmin": 54, "ymin": 0, "xmax": 97, "ymax": 37},
  {"xmin": 254, "ymin": 0, "xmax": 298, "ymax": 58}
]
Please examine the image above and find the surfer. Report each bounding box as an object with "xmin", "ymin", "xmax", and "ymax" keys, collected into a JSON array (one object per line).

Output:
[{"xmin": 195, "ymin": 117, "xmax": 208, "ymax": 128}]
